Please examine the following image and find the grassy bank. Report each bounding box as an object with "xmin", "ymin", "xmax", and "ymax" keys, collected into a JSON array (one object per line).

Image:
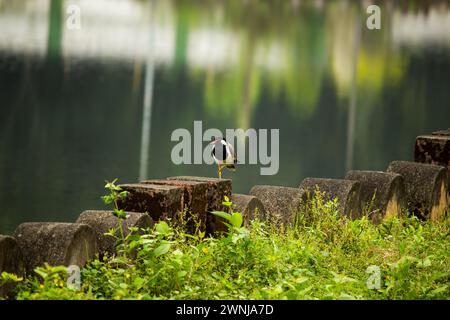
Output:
[{"xmin": 2, "ymin": 194, "xmax": 449, "ymax": 300}]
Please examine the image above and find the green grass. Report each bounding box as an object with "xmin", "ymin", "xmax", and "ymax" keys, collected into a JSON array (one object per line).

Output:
[{"xmin": 3, "ymin": 192, "xmax": 450, "ymax": 300}]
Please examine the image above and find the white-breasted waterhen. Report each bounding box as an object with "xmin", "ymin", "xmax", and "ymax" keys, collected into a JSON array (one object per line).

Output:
[{"xmin": 210, "ymin": 137, "xmax": 237, "ymax": 179}]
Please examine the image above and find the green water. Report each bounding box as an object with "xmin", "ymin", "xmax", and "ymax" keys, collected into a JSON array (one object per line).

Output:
[{"xmin": 1, "ymin": 0, "xmax": 450, "ymax": 234}]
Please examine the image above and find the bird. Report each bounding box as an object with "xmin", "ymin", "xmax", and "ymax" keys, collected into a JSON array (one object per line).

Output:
[{"xmin": 210, "ymin": 137, "xmax": 237, "ymax": 179}]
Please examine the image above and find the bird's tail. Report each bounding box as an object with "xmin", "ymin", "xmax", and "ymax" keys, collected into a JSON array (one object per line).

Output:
[{"xmin": 226, "ymin": 164, "xmax": 236, "ymax": 170}]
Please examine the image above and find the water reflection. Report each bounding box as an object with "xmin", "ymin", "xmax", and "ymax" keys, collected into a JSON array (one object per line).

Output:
[
  {"xmin": 139, "ymin": 0, "xmax": 156, "ymax": 182},
  {"xmin": 1, "ymin": 0, "xmax": 450, "ymax": 233}
]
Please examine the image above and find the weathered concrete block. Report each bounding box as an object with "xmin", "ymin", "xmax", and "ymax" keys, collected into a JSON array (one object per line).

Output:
[
  {"xmin": 415, "ymin": 130, "xmax": 450, "ymax": 206},
  {"xmin": 168, "ymin": 176, "xmax": 232, "ymax": 234},
  {"xmin": 299, "ymin": 178, "xmax": 362, "ymax": 219},
  {"xmin": 142, "ymin": 179, "xmax": 209, "ymax": 232},
  {"xmin": 76, "ymin": 210, "xmax": 153, "ymax": 257},
  {"xmin": 0, "ymin": 235, "xmax": 25, "ymax": 298},
  {"xmin": 249, "ymin": 185, "xmax": 307, "ymax": 225},
  {"xmin": 231, "ymin": 194, "xmax": 267, "ymax": 226},
  {"xmin": 117, "ymin": 184, "xmax": 184, "ymax": 223},
  {"xmin": 415, "ymin": 130, "xmax": 450, "ymax": 173},
  {"xmin": 345, "ymin": 170, "xmax": 406, "ymax": 224},
  {"xmin": 13, "ymin": 223, "xmax": 97, "ymax": 273},
  {"xmin": 387, "ymin": 161, "xmax": 448, "ymax": 221}
]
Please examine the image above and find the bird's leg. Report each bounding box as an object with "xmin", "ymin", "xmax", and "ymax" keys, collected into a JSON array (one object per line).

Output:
[{"xmin": 218, "ymin": 164, "xmax": 223, "ymax": 179}]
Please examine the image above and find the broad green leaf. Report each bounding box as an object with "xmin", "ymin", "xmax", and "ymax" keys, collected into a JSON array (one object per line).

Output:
[
  {"xmin": 51, "ymin": 266, "xmax": 68, "ymax": 273},
  {"xmin": 154, "ymin": 242, "xmax": 171, "ymax": 256},
  {"xmin": 211, "ymin": 211, "xmax": 232, "ymax": 223},
  {"xmin": 101, "ymin": 195, "xmax": 113, "ymax": 204},
  {"xmin": 155, "ymin": 221, "xmax": 171, "ymax": 236},
  {"xmin": 133, "ymin": 277, "xmax": 145, "ymax": 289},
  {"xmin": 34, "ymin": 268, "xmax": 48, "ymax": 279},
  {"xmin": 126, "ymin": 235, "xmax": 141, "ymax": 242},
  {"xmin": 119, "ymin": 191, "xmax": 129, "ymax": 199},
  {"xmin": 230, "ymin": 212, "xmax": 243, "ymax": 228},
  {"xmin": 119, "ymin": 283, "xmax": 128, "ymax": 289}
]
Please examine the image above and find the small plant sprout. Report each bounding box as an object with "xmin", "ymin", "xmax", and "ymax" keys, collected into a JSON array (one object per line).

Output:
[
  {"xmin": 102, "ymin": 179, "xmax": 129, "ymax": 220},
  {"xmin": 211, "ymin": 196, "xmax": 249, "ymax": 243},
  {"xmin": 102, "ymin": 179, "xmax": 130, "ymax": 254},
  {"xmin": 211, "ymin": 196, "xmax": 243, "ymax": 230}
]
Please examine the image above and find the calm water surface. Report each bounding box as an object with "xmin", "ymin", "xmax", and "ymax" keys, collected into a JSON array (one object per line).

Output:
[{"xmin": 1, "ymin": 0, "xmax": 450, "ymax": 233}]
